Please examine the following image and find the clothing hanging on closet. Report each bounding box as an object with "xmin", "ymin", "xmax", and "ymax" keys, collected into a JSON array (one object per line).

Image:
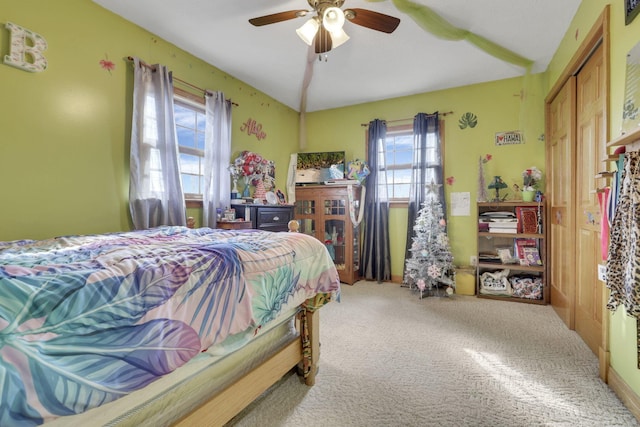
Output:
[
  {"xmin": 607, "ymin": 150, "xmax": 640, "ymax": 367},
  {"xmin": 606, "ymin": 151, "xmax": 640, "ymax": 317}
]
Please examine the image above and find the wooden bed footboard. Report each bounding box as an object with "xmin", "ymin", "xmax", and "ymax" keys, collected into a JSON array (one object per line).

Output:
[{"xmin": 173, "ymin": 308, "xmax": 320, "ymax": 427}]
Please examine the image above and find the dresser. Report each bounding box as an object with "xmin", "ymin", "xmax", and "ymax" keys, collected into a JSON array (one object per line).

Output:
[{"xmin": 234, "ymin": 204, "xmax": 294, "ymax": 232}]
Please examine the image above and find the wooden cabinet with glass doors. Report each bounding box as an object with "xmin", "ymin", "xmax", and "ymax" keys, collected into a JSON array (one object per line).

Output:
[{"xmin": 294, "ymin": 185, "xmax": 361, "ymax": 284}]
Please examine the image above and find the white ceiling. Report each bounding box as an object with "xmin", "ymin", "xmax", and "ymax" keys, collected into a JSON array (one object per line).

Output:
[{"xmin": 92, "ymin": 0, "xmax": 581, "ymax": 112}]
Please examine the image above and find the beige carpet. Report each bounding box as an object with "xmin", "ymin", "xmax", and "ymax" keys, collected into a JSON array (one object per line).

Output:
[{"xmin": 227, "ymin": 281, "xmax": 639, "ymax": 427}]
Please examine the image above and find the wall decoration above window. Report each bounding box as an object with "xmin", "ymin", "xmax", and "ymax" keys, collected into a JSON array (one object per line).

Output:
[
  {"xmin": 240, "ymin": 117, "xmax": 267, "ymax": 140},
  {"xmin": 3, "ymin": 22, "xmax": 47, "ymax": 72},
  {"xmin": 458, "ymin": 112, "xmax": 478, "ymax": 129},
  {"xmin": 626, "ymin": 0, "xmax": 640, "ymax": 25}
]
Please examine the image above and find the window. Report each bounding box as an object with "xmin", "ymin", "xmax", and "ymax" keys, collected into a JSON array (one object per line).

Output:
[
  {"xmin": 174, "ymin": 95, "xmax": 205, "ymax": 199},
  {"xmin": 381, "ymin": 123, "xmax": 444, "ymax": 202},
  {"xmin": 382, "ymin": 126, "xmax": 412, "ymax": 200}
]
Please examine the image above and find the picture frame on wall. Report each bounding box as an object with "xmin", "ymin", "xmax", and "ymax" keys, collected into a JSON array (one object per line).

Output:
[
  {"xmin": 626, "ymin": 0, "xmax": 640, "ymax": 25},
  {"xmin": 621, "ymin": 41, "xmax": 640, "ymax": 135}
]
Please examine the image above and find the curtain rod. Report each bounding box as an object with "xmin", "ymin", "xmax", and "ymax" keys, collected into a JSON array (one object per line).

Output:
[
  {"xmin": 360, "ymin": 111, "xmax": 453, "ymax": 127},
  {"xmin": 126, "ymin": 56, "xmax": 239, "ymax": 107}
]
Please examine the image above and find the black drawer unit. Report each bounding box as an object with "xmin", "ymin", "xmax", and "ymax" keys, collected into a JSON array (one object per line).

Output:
[{"xmin": 235, "ymin": 204, "xmax": 294, "ymax": 232}]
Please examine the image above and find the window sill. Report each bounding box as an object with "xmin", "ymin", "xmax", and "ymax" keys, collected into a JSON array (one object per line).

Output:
[
  {"xmin": 186, "ymin": 199, "xmax": 203, "ymax": 208},
  {"xmin": 389, "ymin": 200, "xmax": 409, "ymax": 208}
]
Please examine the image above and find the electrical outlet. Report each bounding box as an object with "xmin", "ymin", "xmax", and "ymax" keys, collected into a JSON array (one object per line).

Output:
[
  {"xmin": 597, "ymin": 264, "xmax": 607, "ymax": 282},
  {"xmin": 470, "ymin": 256, "xmax": 478, "ymax": 267}
]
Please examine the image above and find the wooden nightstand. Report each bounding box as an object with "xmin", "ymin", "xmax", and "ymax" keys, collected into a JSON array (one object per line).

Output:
[{"xmin": 217, "ymin": 220, "xmax": 253, "ymax": 230}]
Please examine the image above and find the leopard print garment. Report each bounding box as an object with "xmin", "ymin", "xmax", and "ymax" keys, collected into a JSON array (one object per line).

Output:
[{"xmin": 606, "ymin": 150, "xmax": 640, "ymax": 317}]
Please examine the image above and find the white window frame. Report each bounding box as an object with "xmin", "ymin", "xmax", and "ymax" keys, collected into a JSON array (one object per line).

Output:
[
  {"xmin": 383, "ymin": 125, "xmax": 413, "ymax": 201},
  {"xmin": 174, "ymin": 92, "xmax": 205, "ymax": 200},
  {"xmin": 379, "ymin": 122, "xmax": 445, "ymax": 204}
]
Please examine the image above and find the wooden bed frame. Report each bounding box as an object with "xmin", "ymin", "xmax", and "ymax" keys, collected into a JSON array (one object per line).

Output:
[
  {"xmin": 173, "ymin": 308, "xmax": 320, "ymax": 427},
  {"xmin": 174, "ymin": 221, "xmax": 324, "ymax": 426}
]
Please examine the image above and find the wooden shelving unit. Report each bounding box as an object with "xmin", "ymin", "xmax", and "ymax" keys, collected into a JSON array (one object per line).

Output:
[
  {"xmin": 606, "ymin": 127, "xmax": 640, "ymax": 147},
  {"xmin": 476, "ymin": 201, "xmax": 548, "ymax": 304}
]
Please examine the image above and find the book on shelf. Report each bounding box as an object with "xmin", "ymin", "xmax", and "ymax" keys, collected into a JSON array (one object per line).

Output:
[
  {"xmin": 514, "ymin": 238, "xmax": 538, "ymax": 260},
  {"xmin": 515, "ymin": 206, "xmax": 539, "ymax": 234},
  {"xmin": 489, "ymin": 228, "xmax": 518, "ymax": 234},
  {"xmin": 479, "ymin": 211, "xmax": 516, "ymax": 220},
  {"xmin": 521, "ymin": 246, "xmax": 542, "ymax": 266},
  {"xmin": 478, "ymin": 252, "xmax": 501, "ymax": 263},
  {"xmin": 478, "ymin": 222, "xmax": 490, "ymax": 232},
  {"xmin": 487, "ymin": 220, "xmax": 518, "ymax": 228}
]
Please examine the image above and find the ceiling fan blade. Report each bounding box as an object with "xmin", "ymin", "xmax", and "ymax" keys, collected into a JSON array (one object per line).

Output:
[
  {"xmin": 345, "ymin": 8, "xmax": 400, "ymax": 33},
  {"xmin": 314, "ymin": 26, "xmax": 332, "ymax": 54},
  {"xmin": 249, "ymin": 10, "xmax": 308, "ymax": 26}
]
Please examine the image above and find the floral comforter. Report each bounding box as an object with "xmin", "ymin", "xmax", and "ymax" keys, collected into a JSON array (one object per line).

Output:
[{"xmin": 0, "ymin": 226, "xmax": 340, "ymax": 425}]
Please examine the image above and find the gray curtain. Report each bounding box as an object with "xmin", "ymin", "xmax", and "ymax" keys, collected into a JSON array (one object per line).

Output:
[
  {"xmin": 404, "ymin": 112, "xmax": 443, "ymax": 263},
  {"xmin": 203, "ymin": 91, "xmax": 232, "ymax": 228},
  {"xmin": 360, "ymin": 119, "xmax": 391, "ymax": 282},
  {"xmin": 129, "ymin": 57, "xmax": 186, "ymax": 229}
]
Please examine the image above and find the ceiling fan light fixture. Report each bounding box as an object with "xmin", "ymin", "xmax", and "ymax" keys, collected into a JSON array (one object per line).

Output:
[
  {"xmin": 322, "ymin": 7, "xmax": 345, "ymax": 32},
  {"xmin": 296, "ymin": 18, "xmax": 319, "ymax": 45},
  {"xmin": 329, "ymin": 28, "xmax": 349, "ymax": 49}
]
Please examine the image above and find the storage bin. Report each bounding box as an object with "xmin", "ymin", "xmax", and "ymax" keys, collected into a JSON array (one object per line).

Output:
[{"xmin": 455, "ymin": 267, "xmax": 476, "ymax": 295}]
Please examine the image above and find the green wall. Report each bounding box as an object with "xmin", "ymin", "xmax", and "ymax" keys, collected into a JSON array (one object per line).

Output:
[
  {"xmin": 305, "ymin": 75, "xmax": 546, "ymax": 278},
  {"xmin": 545, "ymin": 0, "xmax": 640, "ymax": 399},
  {"xmin": 0, "ymin": 0, "xmax": 299, "ymax": 241},
  {"xmin": 4, "ymin": 0, "xmax": 640, "ymax": 406}
]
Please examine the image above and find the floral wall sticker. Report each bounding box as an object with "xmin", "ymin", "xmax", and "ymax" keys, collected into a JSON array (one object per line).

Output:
[
  {"xmin": 446, "ymin": 176, "xmax": 455, "ymax": 185},
  {"xmin": 458, "ymin": 112, "xmax": 478, "ymax": 129},
  {"xmin": 99, "ymin": 54, "xmax": 115, "ymax": 74}
]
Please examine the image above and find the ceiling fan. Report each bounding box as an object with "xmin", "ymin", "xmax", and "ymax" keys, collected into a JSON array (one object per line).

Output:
[{"xmin": 249, "ymin": 0, "xmax": 401, "ymax": 54}]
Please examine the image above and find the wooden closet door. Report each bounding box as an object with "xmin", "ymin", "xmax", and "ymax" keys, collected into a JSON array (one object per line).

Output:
[
  {"xmin": 574, "ymin": 43, "xmax": 606, "ymax": 356},
  {"xmin": 547, "ymin": 76, "xmax": 576, "ymax": 328}
]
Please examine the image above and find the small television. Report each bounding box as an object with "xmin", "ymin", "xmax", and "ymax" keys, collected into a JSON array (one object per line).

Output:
[{"xmin": 295, "ymin": 151, "xmax": 345, "ymax": 185}]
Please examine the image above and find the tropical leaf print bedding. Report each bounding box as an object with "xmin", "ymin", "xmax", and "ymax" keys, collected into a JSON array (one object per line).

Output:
[{"xmin": 0, "ymin": 226, "xmax": 340, "ymax": 425}]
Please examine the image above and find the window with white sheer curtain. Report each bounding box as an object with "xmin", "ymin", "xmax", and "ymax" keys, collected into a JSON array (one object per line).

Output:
[
  {"xmin": 129, "ymin": 58, "xmax": 186, "ymax": 229},
  {"xmin": 129, "ymin": 58, "xmax": 231, "ymax": 229}
]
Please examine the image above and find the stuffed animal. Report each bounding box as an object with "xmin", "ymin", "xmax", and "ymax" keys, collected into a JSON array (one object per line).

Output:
[{"xmin": 287, "ymin": 220, "xmax": 300, "ymax": 232}]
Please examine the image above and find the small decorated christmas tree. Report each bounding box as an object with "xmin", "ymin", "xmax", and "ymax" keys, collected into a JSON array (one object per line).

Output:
[{"xmin": 404, "ymin": 183, "xmax": 456, "ymax": 298}]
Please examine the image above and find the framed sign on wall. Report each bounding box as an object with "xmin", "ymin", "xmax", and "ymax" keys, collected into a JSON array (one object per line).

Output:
[
  {"xmin": 626, "ymin": 0, "xmax": 640, "ymax": 25},
  {"xmin": 621, "ymin": 41, "xmax": 640, "ymax": 135}
]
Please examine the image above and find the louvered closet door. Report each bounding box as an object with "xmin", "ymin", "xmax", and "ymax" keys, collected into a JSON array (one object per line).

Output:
[
  {"xmin": 574, "ymin": 43, "xmax": 606, "ymax": 356},
  {"xmin": 547, "ymin": 76, "xmax": 576, "ymax": 329}
]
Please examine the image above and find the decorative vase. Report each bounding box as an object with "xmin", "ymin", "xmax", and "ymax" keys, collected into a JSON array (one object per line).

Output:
[
  {"xmin": 242, "ymin": 177, "xmax": 251, "ymax": 198},
  {"xmin": 231, "ymin": 178, "xmax": 239, "ymax": 194},
  {"xmin": 522, "ymin": 190, "xmax": 535, "ymax": 202},
  {"xmin": 253, "ymin": 180, "xmax": 266, "ymax": 201},
  {"xmin": 477, "ymin": 156, "xmax": 488, "ymax": 202}
]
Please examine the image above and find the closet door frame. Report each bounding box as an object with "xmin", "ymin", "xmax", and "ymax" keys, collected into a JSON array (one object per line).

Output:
[{"xmin": 544, "ymin": 6, "xmax": 610, "ymax": 380}]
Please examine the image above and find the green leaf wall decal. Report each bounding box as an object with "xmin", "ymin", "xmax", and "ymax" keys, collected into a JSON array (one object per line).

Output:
[{"xmin": 459, "ymin": 112, "xmax": 478, "ymax": 129}]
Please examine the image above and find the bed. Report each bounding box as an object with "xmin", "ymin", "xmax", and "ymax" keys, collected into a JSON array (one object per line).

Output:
[{"xmin": 0, "ymin": 226, "xmax": 340, "ymax": 426}]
